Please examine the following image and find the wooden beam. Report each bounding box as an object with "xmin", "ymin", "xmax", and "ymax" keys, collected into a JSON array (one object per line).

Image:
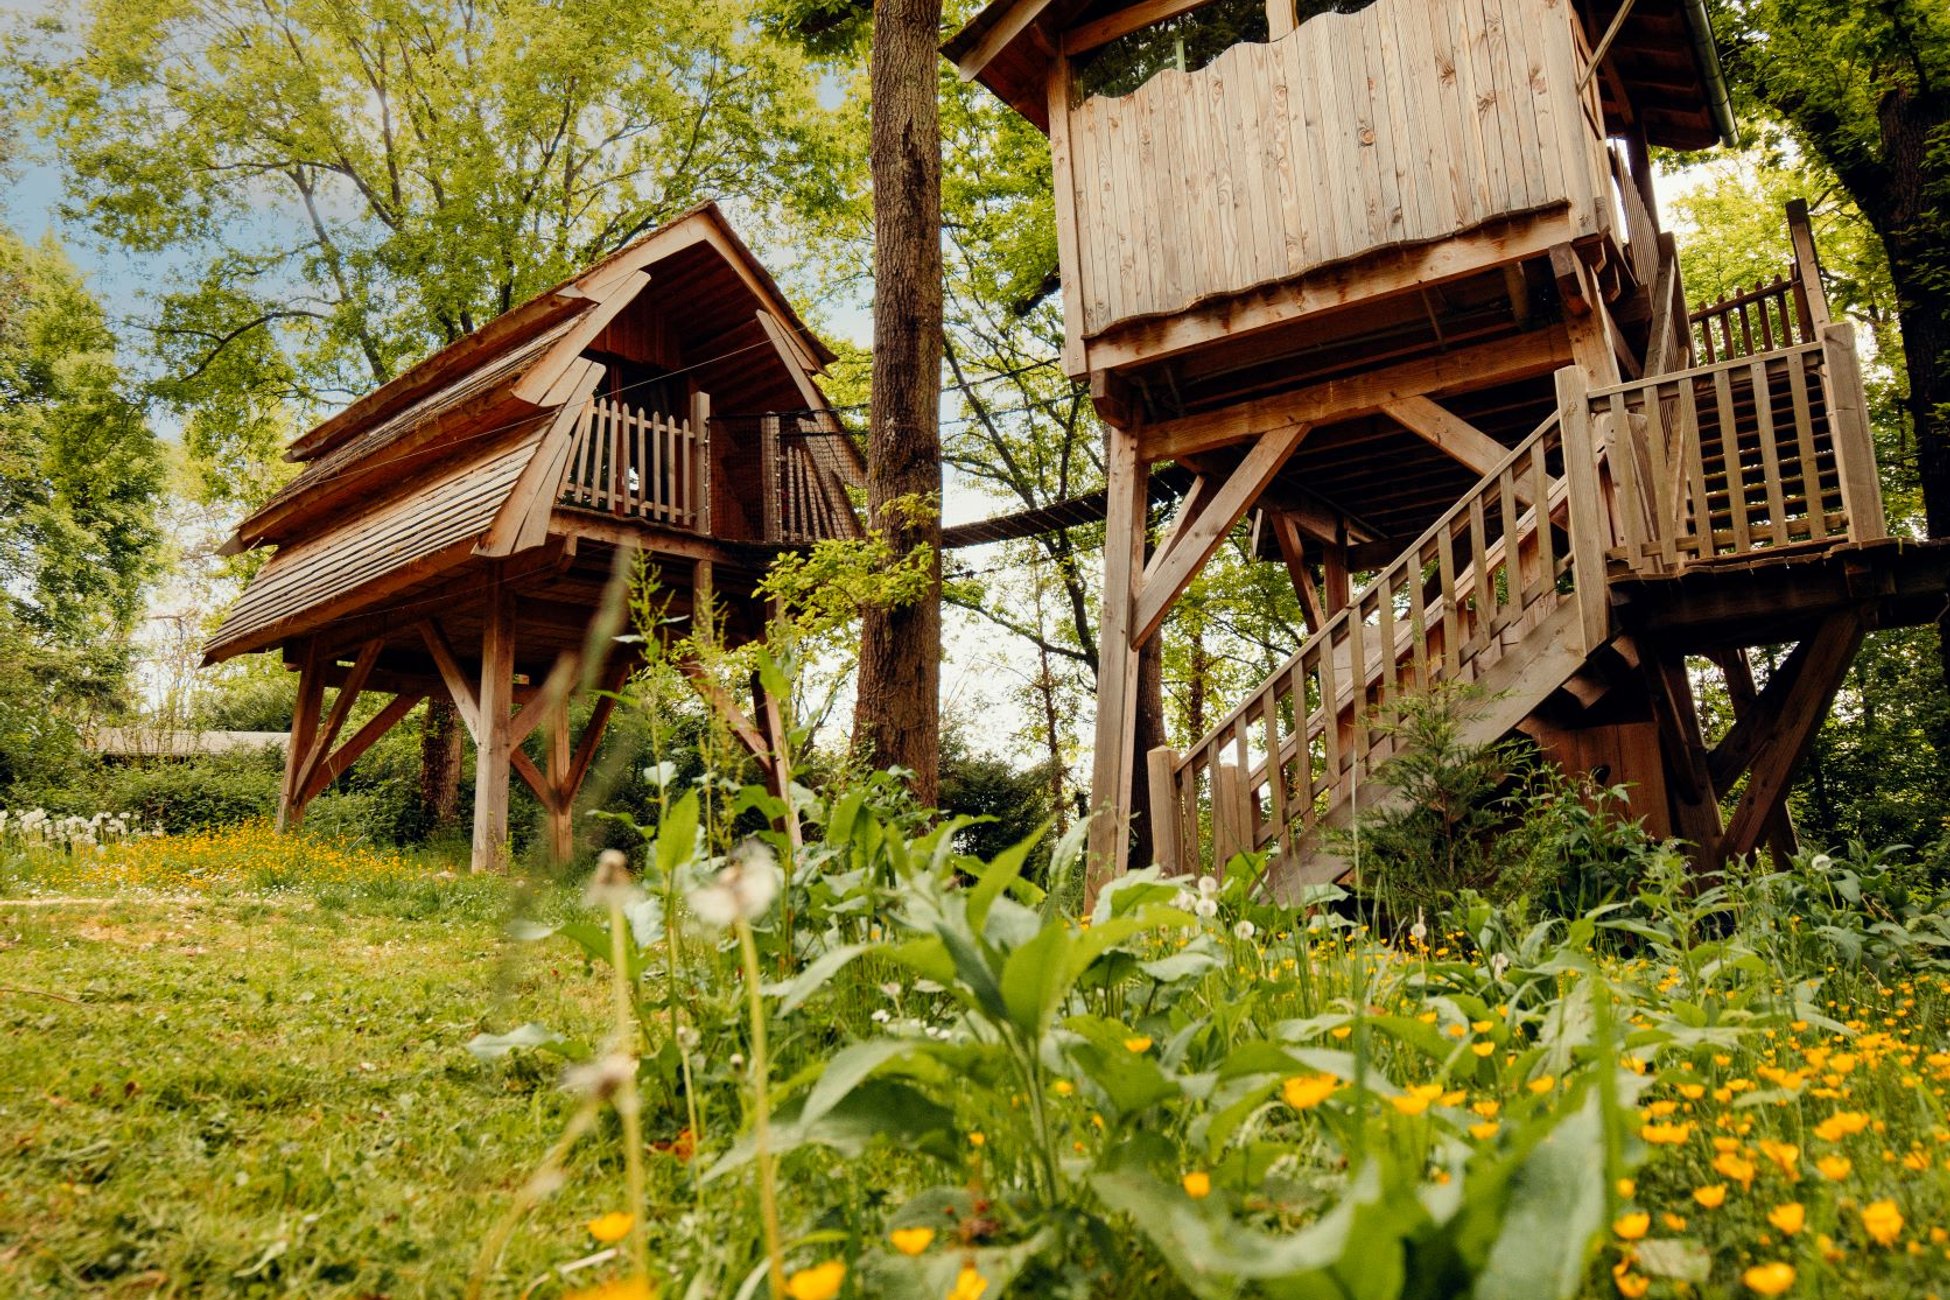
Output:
[
  {"xmin": 565, "ymin": 660, "xmax": 632, "ymax": 804},
  {"xmin": 507, "ymin": 648, "xmax": 581, "ymax": 749},
  {"xmin": 478, "ymin": 366, "xmax": 604, "ymax": 558},
  {"xmin": 1085, "ymin": 427, "xmax": 1149, "ymax": 903},
  {"xmin": 1084, "ymin": 213, "xmax": 1586, "ymax": 377},
  {"xmin": 1133, "ymin": 422, "xmax": 1309, "ymax": 644},
  {"xmin": 510, "ymin": 272, "xmax": 649, "ymax": 406},
  {"xmin": 293, "ymin": 639, "xmax": 382, "ymax": 803},
  {"xmin": 420, "ymin": 619, "xmax": 482, "ymax": 743},
  {"xmin": 298, "ymin": 692, "xmax": 425, "ymax": 806},
  {"xmin": 470, "ymin": 577, "xmax": 515, "ymax": 873},
  {"xmin": 1380, "ymin": 396, "xmax": 1552, "ymax": 505},
  {"xmin": 1635, "ymin": 642, "xmax": 1723, "ymax": 854},
  {"xmin": 511, "ymin": 749, "xmax": 554, "ymax": 810},
  {"xmin": 1137, "ymin": 325, "xmax": 1572, "ymax": 461},
  {"xmin": 680, "ymin": 662, "xmax": 776, "ymax": 783},
  {"xmin": 1720, "ymin": 613, "xmax": 1867, "ymax": 863},
  {"xmin": 1708, "ymin": 648, "xmax": 1796, "ymax": 860},
  {"xmin": 279, "ymin": 638, "xmax": 325, "ymax": 829},
  {"xmin": 1269, "ymin": 510, "xmax": 1326, "ymax": 632},
  {"xmin": 1140, "ymin": 473, "xmax": 1210, "ymax": 588}
]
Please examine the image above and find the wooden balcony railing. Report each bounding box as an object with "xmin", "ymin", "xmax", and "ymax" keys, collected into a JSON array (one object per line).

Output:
[
  {"xmin": 558, "ymin": 394, "xmax": 708, "ymax": 531},
  {"xmin": 1688, "ymin": 200, "xmax": 1831, "ymax": 364},
  {"xmin": 756, "ymin": 414, "xmax": 864, "ymax": 546},
  {"xmin": 1157, "ymin": 394, "xmax": 1609, "ymax": 876},
  {"xmin": 1156, "ymin": 319, "xmax": 1885, "ymax": 878}
]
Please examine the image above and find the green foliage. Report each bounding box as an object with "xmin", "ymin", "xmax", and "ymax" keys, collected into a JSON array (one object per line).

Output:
[
  {"xmin": 11, "ymin": 0, "xmax": 852, "ymax": 509},
  {"xmin": 1346, "ymin": 686, "xmax": 1664, "ymax": 919}
]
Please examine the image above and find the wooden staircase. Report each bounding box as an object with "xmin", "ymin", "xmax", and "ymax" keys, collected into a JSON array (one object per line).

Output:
[{"xmin": 1148, "ymin": 253, "xmax": 1888, "ymax": 891}]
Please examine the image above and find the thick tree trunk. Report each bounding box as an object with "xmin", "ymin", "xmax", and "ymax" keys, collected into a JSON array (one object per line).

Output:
[
  {"xmin": 419, "ymin": 698, "xmax": 463, "ymax": 829},
  {"xmin": 1127, "ymin": 633, "xmax": 1166, "ymax": 868},
  {"xmin": 853, "ymin": 0, "xmax": 944, "ymax": 805}
]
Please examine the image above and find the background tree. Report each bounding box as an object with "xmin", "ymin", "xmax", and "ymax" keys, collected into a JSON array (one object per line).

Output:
[
  {"xmin": 1712, "ymin": 0, "xmax": 1950, "ymax": 667},
  {"xmin": 13, "ymin": 0, "xmax": 847, "ymax": 820},
  {"xmin": 0, "ymin": 226, "xmax": 162, "ymax": 784}
]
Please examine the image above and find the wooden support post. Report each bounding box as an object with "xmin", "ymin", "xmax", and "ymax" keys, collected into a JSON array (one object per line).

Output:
[
  {"xmin": 1719, "ymin": 613, "xmax": 1867, "ymax": 864},
  {"xmin": 1785, "ymin": 199, "xmax": 1829, "ymax": 332},
  {"xmin": 759, "ymin": 414, "xmax": 782, "ymax": 543},
  {"xmin": 1085, "ymin": 426, "xmax": 1148, "ymax": 904},
  {"xmin": 1635, "ymin": 642, "xmax": 1723, "ymax": 857},
  {"xmin": 1270, "ymin": 510, "xmax": 1326, "ymax": 633},
  {"xmin": 299, "ymin": 692, "xmax": 424, "ymax": 807},
  {"xmin": 545, "ymin": 693, "xmax": 573, "ymax": 864},
  {"xmin": 279, "ymin": 638, "xmax": 325, "ymax": 830},
  {"xmin": 691, "ymin": 389, "xmax": 713, "ymax": 535},
  {"xmin": 471, "ymin": 574, "xmax": 515, "ymax": 873},
  {"xmin": 290, "ymin": 639, "xmax": 382, "ymax": 809},
  {"xmin": 1146, "ymin": 746, "xmax": 1181, "ymax": 873},
  {"xmin": 1820, "ymin": 324, "xmax": 1886, "ymax": 542},
  {"xmin": 1556, "ymin": 366, "xmax": 1612, "ymax": 653},
  {"xmin": 1709, "ymin": 649, "xmax": 1797, "ymax": 862}
]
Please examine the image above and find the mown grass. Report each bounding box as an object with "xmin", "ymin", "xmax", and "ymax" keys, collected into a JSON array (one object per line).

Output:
[{"xmin": 0, "ymin": 838, "xmax": 648, "ymax": 1298}]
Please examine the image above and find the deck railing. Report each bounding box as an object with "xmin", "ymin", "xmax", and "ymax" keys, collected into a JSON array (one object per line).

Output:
[
  {"xmin": 755, "ymin": 413, "xmax": 864, "ymax": 546},
  {"xmin": 1687, "ymin": 199, "xmax": 1830, "ymax": 364},
  {"xmin": 558, "ymin": 394, "xmax": 706, "ymax": 530},
  {"xmin": 1593, "ymin": 326, "xmax": 1884, "ymax": 573},
  {"xmin": 1155, "ymin": 316, "xmax": 1883, "ymax": 880},
  {"xmin": 1157, "ymin": 392, "xmax": 1610, "ymax": 877}
]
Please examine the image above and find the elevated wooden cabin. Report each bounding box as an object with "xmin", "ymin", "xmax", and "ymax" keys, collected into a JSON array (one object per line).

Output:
[
  {"xmin": 948, "ymin": 0, "xmax": 1950, "ymax": 894},
  {"xmin": 204, "ymin": 205, "xmax": 862, "ymax": 870}
]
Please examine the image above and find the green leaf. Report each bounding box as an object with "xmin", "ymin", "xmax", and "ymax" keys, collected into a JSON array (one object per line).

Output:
[
  {"xmin": 999, "ymin": 920, "xmax": 1073, "ymax": 1037},
  {"xmin": 775, "ymin": 943, "xmax": 872, "ymax": 1015},
  {"xmin": 1472, "ymin": 1090, "xmax": 1610, "ymax": 1300},
  {"xmin": 968, "ymin": 823, "xmax": 1046, "ymax": 936},
  {"xmin": 656, "ymin": 790, "xmax": 700, "ymax": 879},
  {"xmin": 801, "ymin": 1039, "xmax": 919, "ymax": 1129}
]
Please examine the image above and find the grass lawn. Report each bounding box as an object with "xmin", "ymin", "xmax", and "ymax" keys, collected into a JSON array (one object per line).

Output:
[{"xmin": 0, "ymin": 850, "xmax": 640, "ymax": 1297}]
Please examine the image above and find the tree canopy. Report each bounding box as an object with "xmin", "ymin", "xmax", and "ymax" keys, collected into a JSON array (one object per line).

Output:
[{"xmin": 13, "ymin": 0, "xmax": 852, "ymax": 506}]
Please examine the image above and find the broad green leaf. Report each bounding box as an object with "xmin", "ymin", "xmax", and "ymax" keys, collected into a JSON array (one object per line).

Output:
[
  {"xmin": 999, "ymin": 921, "xmax": 1072, "ymax": 1037},
  {"xmin": 656, "ymin": 790, "xmax": 700, "ymax": 879},
  {"xmin": 801, "ymin": 1038, "xmax": 919, "ymax": 1130},
  {"xmin": 775, "ymin": 942, "xmax": 872, "ymax": 1015},
  {"xmin": 1472, "ymin": 1090, "xmax": 1610, "ymax": 1299},
  {"xmin": 968, "ymin": 823, "xmax": 1046, "ymax": 936}
]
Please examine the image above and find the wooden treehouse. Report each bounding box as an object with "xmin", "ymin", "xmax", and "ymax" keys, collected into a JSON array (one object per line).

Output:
[
  {"xmin": 203, "ymin": 205, "xmax": 863, "ymax": 871},
  {"xmin": 946, "ymin": 0, "xmax": 1950, "ymax": 892}
]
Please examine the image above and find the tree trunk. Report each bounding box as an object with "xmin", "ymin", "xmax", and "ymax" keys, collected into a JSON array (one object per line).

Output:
[
  {"xmin": 419, "ymin": 698, "xmax": 463, "ymax": 829},
  {"xmin": 853, "ymin": 0, "xmax": 944, "ymax": 805},
  {"xmin": 1127, "ymin": 632, "xmax": 1167, "ymax": 868}
]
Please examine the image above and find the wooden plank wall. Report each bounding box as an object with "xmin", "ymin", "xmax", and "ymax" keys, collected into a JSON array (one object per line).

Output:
[{"xmin": 1063, "ymin": 0, "xmax": 1608, "ymax": 337}]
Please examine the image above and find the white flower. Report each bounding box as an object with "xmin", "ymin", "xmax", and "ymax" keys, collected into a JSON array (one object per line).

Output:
[
  {"xmin": 871, "ymin": 1009, "xmax": 891, "ymax": 1023},
  {"xmin": 1489, "ymin": 953, "xmax": 1511, "ymax": 980},
  {"xmin": 1233, "ymin": 920, "xmax": 1256, "ymax": 941},
  {"xmin": 1409, "ymin": 911, "xmax": 1427, "ymax": 943},
  {"xmin": 561, "ymin": 1052, "xmax": 636, "ymax": 1100},
  {"xmin": 1193, "ymin": 897, "xmax": 1220, "ymax": 920},
  {"xmin": 583, "ymin": 848, "xmax": 641, "ymax": 907},
  {"xmin": 687, "ymin": 840, "xmax": 781, "ymax": 928},
  {"xmin": 1172, "ymin": 890, "xmax": 1197, "ymax": 911},
  {"xmin": 674, "ymin": 1024, "xmax": 700, "ymax": 1051},
  {"xmin": 1196, "ymin": 874, "xmax": 1220, "ymax": 897}
]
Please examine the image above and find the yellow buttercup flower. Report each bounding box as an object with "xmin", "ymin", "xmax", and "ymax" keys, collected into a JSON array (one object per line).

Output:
[
  {"xmin": 947, "ymin": 1265, "xmax": 990, "ymax": 1300},
  {"xmin": 1052, "ymin": 1079, "xmax": 1075, "ymax": 1096},
  {"xmin": 1527, "ymin": 1075, "xmax": 1556, "ymax": 1094},
  {"xmin": 567, "ymin": 1278, "xmax": 657, "ymax": 1300},
  {"xmin": 1768, "ymin": 1203, "xmax": 1805, "ymax": 1236},
  {"xmin": 1714, "ymin": 1152, "xmax": 1757, "ymax": 1188},
  {"xmin": 1862, "ymin": 1199, "xmax": 1904, "ymax": 1247},
  {"xmin": 586, "ymin": 1212, "xmax": 635, "ymax": 1244},
  {"xmin": 1757, "ymin": 1140, "xmax": 1800, "ymax": 1177},
  {"xmin": 1282, "ymin": 1073, "xmax": 1339, "ymax": 1110},
  {"xmin": 1181, "ymin": 1171, "xmax": 1211, "ymax": 1199},
  {"xmin": 1469, "ymin": 1121, "xmax": 1500, "ymax": 1140},
  {"xmin": 968, "ymin": 1132, "xmax": 986, "ymax": 1148},
  {"xmin": 1613, "ymin": 1211, "xmax": 1650, "ymax": 1241},
  {"xmin": 1741, "ymin": 1261, "xmax": 1796, "ymax": 1295},
  {"xmin": 1616, "ymin": 1179, "xmax": 1636, "ymax": 1199},
  {"xmin": 1612, "ymin": 1262, "xmax": 1649, "ymax": 1298},
  {"xmin": 1390, "ymin": 1092, "xmax": 1431, "ymax": 1116},
  {"xmin": 1816, "ymin": 1155, "xmax": 1852, "ymax": 1180},
  {"xmin": 1814, "ymin": 1111, "xmax": 1871, "ymax": 1142},
  {"xmin": 890, "ymin": 1227, "xmax": 936, "ymax": 1256},
  {"xmin": 1679, "ymin": 1083, "xmax": 1706, "ymax": 1100},
  {"xmin": 1693, "ymin": 1184, "xmax": 1728, "ymax": 1208},
  {"xmin": 1641, "ymin": 1122, "xmax": 1693, "ymax": 1145},
  {"xmin": 1470, "ymin": 1041, "xmax": 1496, "ymax": 1057},
  {"xmin": 1123, "ymin": 1036, "xmax": 1153, "ymax": 1053},
  {"xmin": 784, "ymin": 1261, "xmax": 846, "ymax": 1300}
]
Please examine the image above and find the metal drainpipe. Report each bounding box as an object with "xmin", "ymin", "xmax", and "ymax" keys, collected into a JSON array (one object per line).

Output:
[{"xmin": 1681, "ymin": 0, "xmax": 1740, "ymax": 148}]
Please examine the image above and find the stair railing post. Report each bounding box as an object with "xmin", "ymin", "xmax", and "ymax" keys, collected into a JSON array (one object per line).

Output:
[
  {"xmin": 1556, "ymin": 366, "xmax": 1611, "ymax": 654},
  {"xmin": 692, "ymin": 389, "xmax": 712, "ymax": 535},
  {"xmin": 1786, "ymin": 198, "xmax": 1830, "ymax": 337},
  {"xmin": 1146, "ymin": 746, "xmax": 1181, "ymax": 874},
  {"xmin": 1820, "ymin": 323, "xmax": 1886, "ymax": 542}
]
